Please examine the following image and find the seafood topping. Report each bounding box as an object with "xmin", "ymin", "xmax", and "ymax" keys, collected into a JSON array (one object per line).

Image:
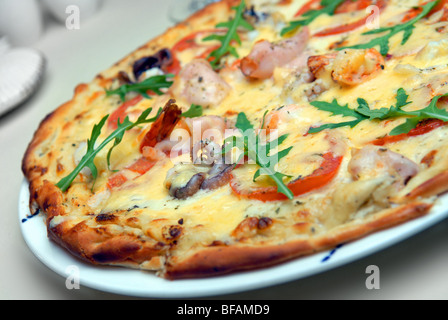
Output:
[
  {"xmin": 165, "ymin": 161, "xmax": 233, "ymax": 199},
  {"xmin": 348, "ymin": 145, "xmax": 419, "ymax": 185},
  {"xmin": 240, "ymin": 27, "xmax": 310, "ymax": 79}
]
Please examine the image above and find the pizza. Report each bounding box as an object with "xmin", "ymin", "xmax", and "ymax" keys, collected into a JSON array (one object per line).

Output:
[{"xmin": 22, "ymin": 0, "xmax": 448, "ymax": 280}]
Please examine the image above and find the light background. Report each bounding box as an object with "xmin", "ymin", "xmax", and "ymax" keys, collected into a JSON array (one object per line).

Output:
[{"xmin": 1, "ymin": 0, "xmax": 448, "ymax": 300}]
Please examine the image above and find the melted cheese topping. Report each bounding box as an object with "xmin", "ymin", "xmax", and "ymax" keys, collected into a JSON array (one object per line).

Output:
[{"xmin": 51, "ymin": 0, "xmax": 448, "ymax": 248}]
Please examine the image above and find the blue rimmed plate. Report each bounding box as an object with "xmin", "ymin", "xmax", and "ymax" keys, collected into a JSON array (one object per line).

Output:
[{"xmin": 18, "ymin": 179, "xmax": 448, "ymax": 298}]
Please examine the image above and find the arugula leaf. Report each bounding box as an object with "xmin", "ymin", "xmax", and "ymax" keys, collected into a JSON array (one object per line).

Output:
[
  {"xmin": 308, "ymin": 88, "xmax": 448, "ymax": 137},
  {"xmin": 203, "ymin": 0, "xmax": 254, "ymax": 69},
  {"xmin": 280, "ymin": 0, "xmax": 345, "ymax": 36},
  {"xmin": 235, "ymin": 111, "xmax": 254, "ymax": 131},
  {"xmin": 337, "ymin": 1, "xmax": 439, "ymax": 55},
  {"xmin": 308, "ymin": 99, "xmax": 367, "ymax": 134},
  {"xmin": 224, "ymin": 112, "xmax": 294, "ymax": 199},
  {"xmin": 390, "ymin": 93, "xmax": 448, "ymax": 135},
  {"xmin": 105, "ymin": 74, "xmax": 174, "ymax": 102},
  {"xmin": 356, "ymin": 88, "xmax": 411, "ymax": 120},
  {"xmin": 181, "ymin": 104, "xmax": 203, "ymax": 118},
  {"xmin": 56, "ymin": 107, "xmax": 162, "ymax": 192}
]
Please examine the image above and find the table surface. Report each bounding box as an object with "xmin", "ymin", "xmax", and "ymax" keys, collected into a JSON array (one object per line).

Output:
[{"xmin": 1, "ymin": 0, "xmax": 448, "ymax": 300}]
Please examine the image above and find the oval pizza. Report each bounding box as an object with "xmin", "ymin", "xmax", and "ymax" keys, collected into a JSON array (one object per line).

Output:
[{"xmin": 22, "ymin": 0, "xmax": 448, "ymax": 279}]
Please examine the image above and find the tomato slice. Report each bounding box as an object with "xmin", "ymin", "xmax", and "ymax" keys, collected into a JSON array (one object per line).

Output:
[
  {"xmin": 314, "ymin": 0, "xmax": 388, "ymax": 37},
  {"xmin": 429, "ymin": 0, "xmax": 448, "ymax": 15},
  {"xmin": 108, "ymin": 95, "xmax": 143, "ymax": 129},
  {"xmin": 172, "ymin": 29, "xmax": 221, "ymax": 52},
  {"xmin": 401, "ymin": 6, "xmax": 423, "ymax": 23},
  {"xmin": 400, "ymin": 0, "xmax": 448, "ymax": 23},
  {"xmin": 314, "ymin": 16, "xmax": 370, "ymax": 37},
  {"xmin": 371, "ymin": 119, "xmax": 446, "ymax": 146},
  {"xmin": 230, "ymin": 152, "xmax": 343, "ymax": 202},
  {"xmin": 107, "ymin": 157, "xmax": 157, "ymax": 189}
]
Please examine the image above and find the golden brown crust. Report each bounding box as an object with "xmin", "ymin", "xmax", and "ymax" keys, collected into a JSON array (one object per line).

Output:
[
  {"xmin": 405, "ymin": 171, "xmax": 448, "ymax": 200},
  {"xmin": 48, "ymin": 220, "xmax": 167, "ymax": 269},
  {"xmin": 163, "ymin": 239, "xmax": 315, "ymax": 280},
  {"xmin": 163, "ymin": 202, "xmax": 432, "ymax": 279},
  {"xmin": 22, "ymin": 0, "xmax": 239, "ymax": 276}
]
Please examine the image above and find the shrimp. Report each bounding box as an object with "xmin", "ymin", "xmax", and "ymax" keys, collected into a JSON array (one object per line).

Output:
[
  {"xmin": 170, "ymin": 59, "xmax": 231, "ymax": 106},
  {"xmin": 331, "ymin": 48, "xmax": 385, "ymax": 86},
  {"xmin": 139, "ymin": 99, "xmax": 182, "ymax": 152},
  {"xmin": 240, "ymin": 27, "xmax": 310, "ymax": 80},
  {"xmin": 308, "ymin": 48, "xmax": 385, "ymax": 86},
  {"xmin": 106, "ymin": 101, "xmax": 180, "ymax": 190},
  {"xmin": 348, "ymin": 145, "xmax": 419, "ymax": 185},
  {"xmin": 307, "ymin": 53, "xmax": 337, "ymax": 78}
]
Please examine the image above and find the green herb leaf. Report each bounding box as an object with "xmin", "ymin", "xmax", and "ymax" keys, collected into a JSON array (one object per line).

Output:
[
  {"xmin": 105, "ymin": 74, "xmax": 174, "ymax": 102},
  {"xmin": 56, "ymin": 107, "xmax": 162, "ymax": 192},
  {"xmin": 235, "ymin": 111, "xmax": 254, "ymax": 131},
  {"xmin": 308, "ymin": 99, "xmax": 367, "ymax": 133},
  {"xmin": 337, "ymin": 1, "xmax": 439, "ymax": 55},
  {"xmin": 355, "ymin": 88, "xmax": 412, "ymax": 120},
  {"xmin": 388, "ymin": 117, "xmax": 422, "ymax": 136},
  {"xmin": 203, "ymin": 0, "xmax": 254, "ymax": 69},
  {"xmin": 181, "ymin": 104, "xmax": 203, "ymax": 118},
  {"xmin": 280, "ymin": 0, "xmax": 345, "ymax": 36},
  {"xmin": 389, "ymin": 92, "xmax": 448, "ymax": 135},
  {"xmin": 224, "ymin": 112, "xmax": 294, "ymax": 199},
  {"xmin": 308, "ymin": 88, "xmax": 448, "ymax": 137}
]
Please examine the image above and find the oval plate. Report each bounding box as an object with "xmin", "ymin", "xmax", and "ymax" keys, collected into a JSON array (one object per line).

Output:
[{"xmin": 18, "ymin": 179, "xmax": 448, "ymax": 298}]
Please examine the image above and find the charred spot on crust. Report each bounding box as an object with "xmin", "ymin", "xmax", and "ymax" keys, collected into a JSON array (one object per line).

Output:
[
  {"xmin": 95, "ymin": 213, "xmax": 118, "ymax": 224},
  {"xmin": 92, "ymin": 242, "xmax": 141, "ymax": 263},
  {"xmin": 231, "ymin": 217, "xmax": 274, "ymax": 239},
  {"xmin": 257, "ymin": 217, "xmax": 273, "ymax": 230},
  {"xmin": 162, "ymin": 225, "xmax": 183, "ymax": 242},
  {"xmin": 208, "ymin": 240, "xmax": 228, "ymax": 247}
]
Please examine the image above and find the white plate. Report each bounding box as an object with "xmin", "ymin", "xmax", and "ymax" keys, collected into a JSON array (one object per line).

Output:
[{"xmin": 18, "ymin": 179, "xmax": 448, "ymax": 298}]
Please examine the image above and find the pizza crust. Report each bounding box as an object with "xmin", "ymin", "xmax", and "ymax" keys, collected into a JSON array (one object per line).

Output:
[{"xmin": 162, "ymin": 201, "xmax": 431, "ymax": 279}]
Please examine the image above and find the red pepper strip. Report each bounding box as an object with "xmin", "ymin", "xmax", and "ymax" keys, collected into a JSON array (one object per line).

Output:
[
  {"xmin": 314, "ymin": 0, "xmax": 387, "ymax": 37},
  {"xmin": 402, "ymin": 0, "xmax": 448, "ymax": 23},
  {"xmin": 164, "ymin": 57, "xmax": 182, "ymax": 75},
  {"xmin": 371, "ymin": 119, "xmax": 446, "ymax": 146},
  {"xmin": 401, "ymin": 6, "xmax": 423, "ymax": 23},
  {"xmin": 334, "ymin": 0, "xmax": 373, "ymax": 14},
  {"xmin": 107, "ymin": 102, "xmax": 182, "ymax": 189},
  {"xmin": 166, "ymin": 29, "xmax": 224, "ymax": 75},
  {"xmin": 171, "ymin": 29, "xmax": 222, "ymax": 52},
  {"xmin": 107, "ymin": 95, "xmax": 143, "ymax": 130},
  {"xmin": 314, "ymin": 16, "xmax": 371, "ymax": 37},
  {"xmin": 429, "ymin": 0, "xmax": 448, "ymax": 15},
  {"xmin": 294, "ymin": 0, "xmax": 322, "ymax": 17},
  {"xmin": 294, "ymin": 0, "xmax": 374, "ymax": 18},
  {"xmin": 107, "ymin": 157, "xmax": 156, "ymax": 189},
  {"xmin": 229, "ymin": 152, "xmax": 343, "ymax": 202}
]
